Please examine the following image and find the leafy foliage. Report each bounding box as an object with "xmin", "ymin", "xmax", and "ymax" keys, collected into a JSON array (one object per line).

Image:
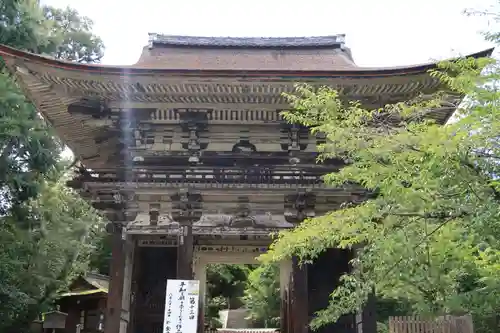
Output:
[
  {"xmin": 261, "ymin": 54, "xmax": 500, "ymax": 333},
  {"xmin": 204, "ymin": 264, "xmax": 281, "ymax": 328},
  {"xmin": 205, "ymin": 264, "xmax": 251, "ymax": 327},
  {"xmin": 0, "ymin": 0, "xmax": 53, "ymax": 53},
  {"xmin": 0, "ymin": 174, "xmax": 104, "ymax": 331},
  {"xmin": 0, "ymin": 71, "xmax": 63, "ymax": 217},
  {"xmin": 42, "ymin": 6, "xmax": 104, "ymax": 63},
  {"xmin": 0, "ymin": 0, "xmax": 105, "ymax": 331},
  {"xmin": 89, "ymin": 233, "xmax": 113, "ymax": 276},
  {"xmin": 242, "ymin": 264, "xmax": 281, "ymax": 328}
]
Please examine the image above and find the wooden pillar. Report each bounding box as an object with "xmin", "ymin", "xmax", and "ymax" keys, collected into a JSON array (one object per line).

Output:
[
  {"xmin": 176, "ymin": 224, "xmax": 194, "ymax": 279},
  {"xmin": 120, "ymin": 235, "xmax": 135, "ymax": 333},
  {"xmin": 128, "ymin": 243, "xmax": 142, "ymax": 333},
  {"xmin": 357, "ymin": 290, "xmax": 377, "ymax": 333},
  {"xmin": 194, "ymin": 258, "xmax": 205, "ymax": 333},
  {"xmin": 105, "ymin": 226, "xmax": 125, "ymax": 333},
  {"xmin": 280, "ymin": 287, "xmax": 289, "ymax": 333},
  {"xmin": 280, "ymin": 259, "xmax": 293, "ymax": 333},
  {"xmin": 291, "ymin": 256, "xmax": 308, "ymax": 333}
]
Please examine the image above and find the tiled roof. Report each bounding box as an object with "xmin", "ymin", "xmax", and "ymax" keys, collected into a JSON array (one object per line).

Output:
[
  {"xmin": 134, "ymin": 46, "xmax": 357, "ymax": 70},
  {"xmin": 136, "ymin": 34, "xmax": 355, "ymax": 71},
  {"xmin": 148, "ymin": 34, "xmax": 346, "ymax": 48},
  {"xmin": 84, "ymin": 272, "xmax": 109, "ymax": 291}
]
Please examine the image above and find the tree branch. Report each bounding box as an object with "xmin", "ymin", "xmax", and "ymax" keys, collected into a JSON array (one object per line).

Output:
[
  {"xmin": 391, "ymin": 210, "xmax": 469, "ymax": 219},
  {"xmin": 383, "ymin": 214, "xmax": 462, "ymax": 277},
  {"xmin": 459, "ymin": 157, "xmax": 500, "ymax": 202}
]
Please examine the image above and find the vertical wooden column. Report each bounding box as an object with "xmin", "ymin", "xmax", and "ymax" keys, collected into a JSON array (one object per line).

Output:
[
  {"xmin": 127, "ymin": 244, "xmax": 142, "ymax": 333},
  {"xmin": 194, "ymin": 258, "xmax": 206, "ymax": 333},
  {"xmin": 105, "ymin": 225, "xmax": 125, "ymax": 333},
  {"xmin": 357, "ymin": 290, "xmax": 377, "ymax": 333},
  {"xmin": 121, "ymin": 235, "xmax": 135, "ymax": 333},
  {"xmin": 172, "ymin": 188, "xmax": 199, "ymax": 280},
  {"xmin": 176, "ymin": 223, "xmax": 194, "ymax": 279},
  {"xmin": 280, "ymin": 259, "xmax": 293, "ymax": 333},
  {"xmin": 291, "ymin": 256, "xmax": 309, "ymax": 333}
]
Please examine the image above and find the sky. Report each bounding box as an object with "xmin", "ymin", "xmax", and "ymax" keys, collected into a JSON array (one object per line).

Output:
[{"xmin": 41, "ymin": 0, "xmax": 499, "ymax": 67}]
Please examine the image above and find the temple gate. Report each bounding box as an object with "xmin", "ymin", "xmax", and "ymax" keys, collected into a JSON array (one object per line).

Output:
[{"xmin": 0, "ymin": 34, "xmax": 491, "ymax": 333}]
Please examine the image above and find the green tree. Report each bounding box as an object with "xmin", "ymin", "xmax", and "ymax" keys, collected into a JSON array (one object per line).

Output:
[
  {"xmin": 242, "ymin": 264, "xmax": 281, "ymax": 328},
  {"xmin": 0, "ymin": 170, "xmax": 104, "ymax": 332},
  {"xmin": 205, "ymin": 264, "xmax": 251, "ymax": 327},
  {"xmin": 261, "ymin": 53, "xmax": 500, "ymax": 333},
  {"xmin": 0, "ymin": 0, "xmax": 105, "ymax": 330},
  {"xmin": 0, "ymin": 0, "xmax": 104, "ymax": 216},
  {"xmin": 0, "ymin": 0, "xmax": 53, "ymax": 53},
  {"xmin": 89, "ymin": 234, "xmax": 113, "ymax": 275},
  {"xmin": 42, "ymin": 6, "xmax": 104, "ymax": 63}
]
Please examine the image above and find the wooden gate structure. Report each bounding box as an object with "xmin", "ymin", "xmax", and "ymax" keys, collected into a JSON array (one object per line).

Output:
[{"xmin": 0, "ymin": 34, "xmax": 493, "ymax": 333}]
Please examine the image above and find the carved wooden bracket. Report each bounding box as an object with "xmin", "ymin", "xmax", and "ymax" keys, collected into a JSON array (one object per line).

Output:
[
  {"xmin": 177, "ymin": 109, "xmax": 211, "ymax": 164},
  {"xmin": 280, "ymin": 124, "xmax": 309, "ymax": 152},
  {"xmin": 229, "ymin": 196, "xmax": 259, "ymax": 228},
  {"xmin": 284, "ymin": 190, "xmax": 316, "ymax": 224},
  {"xmin": 91, "ymin": 190, "xmax": 136, "ymax": 210},
  {"xmin": 149, "ymin": 203, "xmax": 160, "ymax": 226},
  {"xmin": 88, "ymin": 190, "xmax": 138, "ymax": 232},
  {"xmin": 67, "ymin": 98, "xmax": 111, "ymax": 118},
  {"xmin": 104, "ymin": 208, "xmax": 138, "ymax": 235},
  {"xmin": 170, "ymin": 188, "xmax": 203, "ymax": 224},
  {"xmin": 104, "ymin": 210, "xmax": 138, "ymax": 224}
]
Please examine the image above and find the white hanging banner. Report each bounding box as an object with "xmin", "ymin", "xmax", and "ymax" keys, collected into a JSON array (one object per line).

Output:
[{"xmin": 163, "ymin": 279, "xmax": 200, "ymax": 333}]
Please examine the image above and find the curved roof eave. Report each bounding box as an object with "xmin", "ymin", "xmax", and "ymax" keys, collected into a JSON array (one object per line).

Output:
[{"xmin": 0, "ymin": 44, "xmax": 494, "ymax": 78}]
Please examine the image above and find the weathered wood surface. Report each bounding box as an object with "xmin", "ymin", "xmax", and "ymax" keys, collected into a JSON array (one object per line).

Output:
[
  {"xmin": 177, "ymin": 224, "xmax": 194, "ymax": 279},
  {"xmin": 291, "ymin": 257, "xmax": 308, "ymax": 333},
  {"xmin": 389, "ymin": 315, "xmax": 474, "ymax": 333},
  {"xmin": 105, "ymin": 229, "xmax": 125, "ymax": 333}
]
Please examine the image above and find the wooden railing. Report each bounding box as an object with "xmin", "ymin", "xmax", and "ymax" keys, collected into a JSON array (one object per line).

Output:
[
  {"xmin": 80, "ymin": 166, "xmax": 329, "ymax": 186},
  {"xmin": 389, "ymin": 315, "xmax": 474, "ymax": 333}
]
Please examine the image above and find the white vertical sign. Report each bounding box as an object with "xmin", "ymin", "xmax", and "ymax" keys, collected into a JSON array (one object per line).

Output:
[{"xmin": 163, "ymin": 279, "xmax": 200, "ymax": 333}]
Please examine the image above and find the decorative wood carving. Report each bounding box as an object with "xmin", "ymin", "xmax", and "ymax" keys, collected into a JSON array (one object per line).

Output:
[
  {"xmin": 280, "ymin": 124, "xmax": 310, "ymax": 164},
  {"xmin": 88, "ymin": 190, "xmax": 139, "ymax": 228},
  {"xmin": 177, "ymin": 109, "xmax": 210, "ymax": 164},
  {"xmin": 231, "ymin": 140, "xmax": 257, "ymax": 155},
  {"xmin": 104, "ymin": 210, "xmax": 139, "ymax": 227},
  {"xmin": 229, "ymin": 196, "xmax": 258, "ymax": 228},
  {"xmin": 67, "ymin": 98, "xmax": 111, "ymax": 118},
  {"xmin": 284, "ymin": 190, "xmax": 316, "ymax": 224},
  {"xmin": 149, "ymin": 203, "xmax": 160, "ymax": 226},
  {"xmin": 170, "ymin": 188, "xmax": 203, "ymax": 224},
  {"xmin": 280, "ymin": 124, "xmax": 309, "ymax": 152}
]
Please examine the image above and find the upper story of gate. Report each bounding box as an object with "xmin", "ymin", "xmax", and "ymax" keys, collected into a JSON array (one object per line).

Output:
[{"xmin": 1, "ymin": 34, "xmax": 490, "ymax": 171}]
